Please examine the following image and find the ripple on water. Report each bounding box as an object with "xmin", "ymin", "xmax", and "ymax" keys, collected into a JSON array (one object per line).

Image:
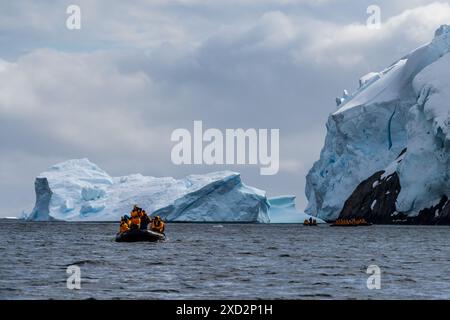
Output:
[{"xmin": 2, "ymin": 221, "xmax": 450, "ymax": 299}]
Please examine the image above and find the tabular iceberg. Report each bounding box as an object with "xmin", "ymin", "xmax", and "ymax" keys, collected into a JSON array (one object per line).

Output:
[
  {"xmin": 306, "ymin": 25, "xmax": 450, "ymax": 223},
  {"xmin": 26, "ymin": 158, "xmax": 271, "ymax": 222}
]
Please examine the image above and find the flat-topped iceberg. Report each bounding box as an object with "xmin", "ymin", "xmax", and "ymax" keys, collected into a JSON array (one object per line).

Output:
[{"xmin": 26, "ymin": 158, "xmax": 271, "ymax": 222}]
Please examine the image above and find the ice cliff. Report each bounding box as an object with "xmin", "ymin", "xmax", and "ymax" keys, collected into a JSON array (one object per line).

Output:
[
  {"xmin": 306, "ymin": 25, "xmax": 450, "ymax": 223},
  {"xmin": 26, "ymin": 159, "xmax": 271, "ymax": 222}
]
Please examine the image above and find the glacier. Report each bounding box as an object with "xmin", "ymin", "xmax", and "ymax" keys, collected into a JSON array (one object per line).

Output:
[
  {"xmin": 25, "ymin": 158, "xmax": 309, "ymax": 223},
  {"xmin": 306, "ymin": 25, "xmax": 450, "ymax": 222}
]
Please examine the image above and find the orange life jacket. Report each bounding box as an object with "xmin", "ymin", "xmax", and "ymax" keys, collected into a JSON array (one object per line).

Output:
[
  {"xmin": 151, "ymin": 219, "xmax": 165, "ymax": 233},
  {"xmin": 120, "ymin": 222, "xmax": 130, "ymax": 233},
  {"xmin": 131, "ymin": 216, "xmax": 141, "ymax": 226},
  {"xmin": 159, "ymin": 221, "xmax": 165, "ymax": 233},
  {"xmin": 131, "ymin": 210, "xmax": 139, "ymax": 218}
]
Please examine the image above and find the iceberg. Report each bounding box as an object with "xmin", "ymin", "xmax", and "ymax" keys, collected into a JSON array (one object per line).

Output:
[
  {"xmin": 268, "ymin": 196, "xmax": 324, "ymax": 223},
  {"xmin": 306, "ymin": 25, "xmax": 450, "ymax": 223},
  {"xmin": 26, "ymin": 158, "xmax": 271, "ymax": 222}
]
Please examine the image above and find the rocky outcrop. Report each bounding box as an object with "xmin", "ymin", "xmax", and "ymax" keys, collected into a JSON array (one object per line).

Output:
[
  {"xmin": 410, "ymin": 196, "xmax": 450, "ymax": 225},
  {"xmin": 339, "ymin": 171, "xmax": 400, "ymax": 224},
  {"xmin": 338, "ymin": 150, "xmax": 404, "ymax": 223},
  {"xmin": 338, "ymin": 174, "xmax": 450, "ymax": 224},
  {"xmin": 337, "ymin": 148, "xmax": 450, "ymax": 225}
]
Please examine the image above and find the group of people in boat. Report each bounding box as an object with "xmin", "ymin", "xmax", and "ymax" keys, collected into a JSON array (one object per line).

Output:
[
  {"xmin": 333, "ymin": 218, "xmax": 368, "ymax": 226},
  {"xmin": 303, "ymin": 217, "xmax": 318, "ymax": 226},
  {"xmin": 119, "ymin": 205, "xmax": 166, "ymax": 234}
]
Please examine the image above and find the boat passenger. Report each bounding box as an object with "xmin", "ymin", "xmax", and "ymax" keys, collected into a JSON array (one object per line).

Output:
[
  {"xmin": 140, "ymin": 210, "xmax": 151, "ymax": 230},
  {"xmin": 119, "ymin": 217, "xmax": 130, "ymax": 234},
  {"xmin": 130, "ymin": 208, "xmax": 141, "ymax": 230},
  {"xmin": 151, "ymin": 216, "xmax": 165, "ymax": 234}
]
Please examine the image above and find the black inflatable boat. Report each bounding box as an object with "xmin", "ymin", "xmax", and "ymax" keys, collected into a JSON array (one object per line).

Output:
[
  {"xmin": 330, "ymin": 222, "xmax": 373, "ymax": 227},
  {"xmin": 115, "ymin": 229, "xmax": 166, "ymax": 242}
]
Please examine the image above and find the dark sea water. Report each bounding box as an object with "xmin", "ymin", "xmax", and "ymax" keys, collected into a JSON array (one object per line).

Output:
[{"xmin": 1, "ymin": 220, "xmax": 450, "ymax": 300}]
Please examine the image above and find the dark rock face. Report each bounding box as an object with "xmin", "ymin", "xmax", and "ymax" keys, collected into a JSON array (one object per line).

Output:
[
  {"xmin": 410, "ymin": 196, "xmax": 450, "ymax": 225},
  {"xmin": 339, "ymin": 170, "xmax": 400, "ymax": 224},
  {"xmin": 337, "ymin": 148, "xmax": 450, "ymax": 225}
]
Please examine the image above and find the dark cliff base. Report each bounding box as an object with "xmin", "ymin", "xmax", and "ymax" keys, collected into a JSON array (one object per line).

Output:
[
  {"xmin": 337, "ymin": 149, "xmax": 450, "ymax": 225},
  {"xmin": 407, "ymin": 196, "xmax": 450, "ymax": 225}
]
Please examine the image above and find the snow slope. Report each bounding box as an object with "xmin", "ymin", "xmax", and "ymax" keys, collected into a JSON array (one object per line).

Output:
[
  {"xmin": 306, "ymin": 25, "xmax": 450, "ymax": 221},
  {"xmin": 26, "ymin": 159, "xmax": 270, "ymax": 222},
  {"xmin": 397, "ymin": 51, "xmax": 450, "ymax": 213}
]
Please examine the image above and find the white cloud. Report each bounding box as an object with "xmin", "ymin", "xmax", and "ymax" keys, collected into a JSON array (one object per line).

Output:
[
  {"xmin": 297, "ymin": 2, "xmax": 450, "ymax": 66},
  {"xmin": 1, "ymin": 0, "xmax": 449, "ymax": 216}
]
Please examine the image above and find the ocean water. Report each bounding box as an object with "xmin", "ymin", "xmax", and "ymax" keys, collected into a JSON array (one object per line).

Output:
[{"xmin": 1, "ymin": 220, "xmax": 450, "ymax": 300}]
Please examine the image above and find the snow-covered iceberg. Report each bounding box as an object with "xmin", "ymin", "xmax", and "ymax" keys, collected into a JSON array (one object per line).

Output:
[
  {"xmin": 306, "ymin": 25, "xmax": 450, "ymax": 223},
  {"xmin": 268, "ymin": 196, "xmax": 324, "ymax": 223},
  {"xmin": 26, "ymin": 158, "xmax": 271, "ymax": 222}
]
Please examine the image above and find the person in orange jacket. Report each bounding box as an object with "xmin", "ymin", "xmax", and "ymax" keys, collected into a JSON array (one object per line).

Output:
[
  {"xmin": 150, "ymin": 215, "xmax": 165, "ymax": 234},
  {"xmin": 119, "ymin": 217, "xmax": 130, "ymax": 234},
  {"xmin": 129, "ymin": 207, "xmax": 141, "ymax": 230}
]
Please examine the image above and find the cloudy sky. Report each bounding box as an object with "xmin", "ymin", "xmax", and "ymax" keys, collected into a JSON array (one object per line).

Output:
[{"xmin": 1, "ymin": 0, "xmax": 449, "ymax": 217}]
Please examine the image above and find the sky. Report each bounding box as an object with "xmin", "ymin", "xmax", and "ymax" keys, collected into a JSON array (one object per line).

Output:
[{"xmin": 1, "ymin": 0, "xmax": 450, "ymax": 217}]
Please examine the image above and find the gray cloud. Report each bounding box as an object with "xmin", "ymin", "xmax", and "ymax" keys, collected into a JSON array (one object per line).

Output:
[{"xmin": 1, "ymin": 0, "xmax": 449, "ymax": 217}]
